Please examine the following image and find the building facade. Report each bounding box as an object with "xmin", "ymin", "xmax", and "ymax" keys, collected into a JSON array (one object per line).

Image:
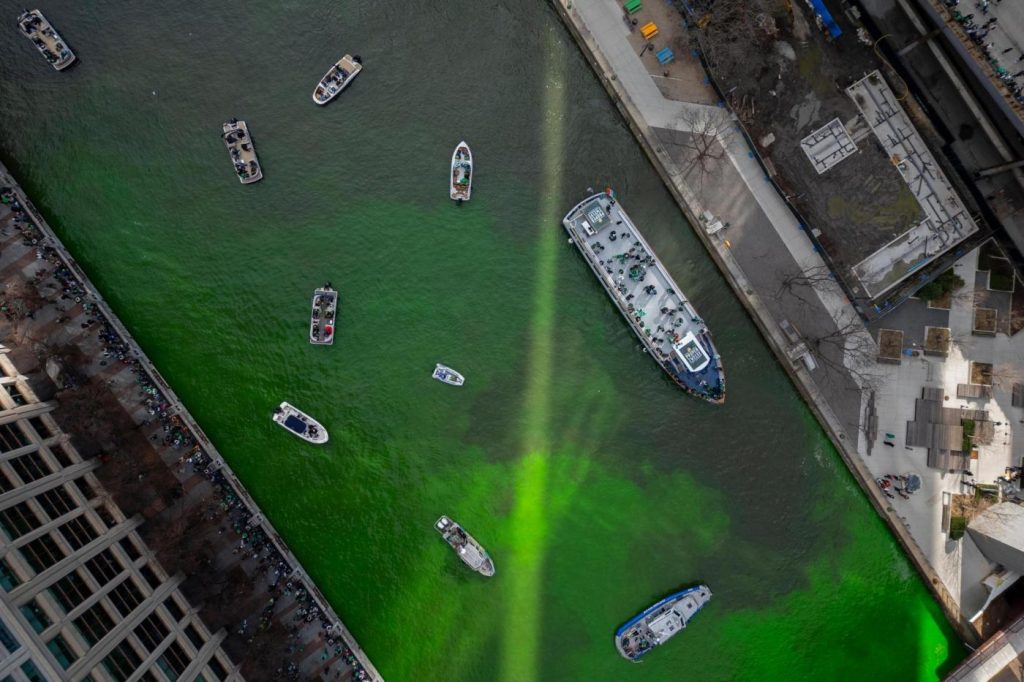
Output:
[{"xmin": 0, "ymin": 348, "xmax": 242, "ymax": 681}]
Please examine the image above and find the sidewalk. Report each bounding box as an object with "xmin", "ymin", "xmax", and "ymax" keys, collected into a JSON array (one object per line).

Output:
[{"xmin": 554, "ymin": 0, "xmax": 976, "ymax": 643}]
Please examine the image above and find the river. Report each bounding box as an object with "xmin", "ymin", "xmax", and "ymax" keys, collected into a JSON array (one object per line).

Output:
[{"xmin": 0, "ymin": 1, "xmax": 964, "ymax": 680}]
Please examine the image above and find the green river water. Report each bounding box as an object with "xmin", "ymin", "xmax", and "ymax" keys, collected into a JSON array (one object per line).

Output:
[{"xmin": 0, "ymin": 1, "xmax": 966, "ymax": 680}]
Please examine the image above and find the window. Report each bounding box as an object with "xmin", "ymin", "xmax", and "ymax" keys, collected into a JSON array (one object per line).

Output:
[
  {"xmin": 73, "ymin": 603, "xmax": 115, "ymax": 647},
  {"xmin": 139, "ymin": 564, "xmax": 159, "ymax": 590},
  {"xmin": 134, "ymin": 613, "xmax": 169, "ymax": 653},
  {"xmin": 163, "ymin": 597, "xmax": 184, "ymax": 622},
  {"xmin": 3, "ymin": 383, "xmax": 27, "ymax": 406},
  {"xmin": 47, "ymin": 634, "xmax": 77, "ymax": 669},
  {"xmin": 49, "ymin": 569, "xmax": 92, "ymax": 613},
  {"xmin": 7, "ymin": 454, "xmax": 50, "ymax": 484},
  {"xmin": 208, "ymin": 656, "xmax": 227, "ymax": 680},
  {"xmin": 20, "ymin": 599, "xmax": 51, "ymax": 633},
  {"xmin": 157, "ymin": 640, "xmax": 190, "ymax": 679},
  {"xmin": 52, "ymin": 444, "xmax": 74, "ymax": 468},
  {"xmin": 122, "ymin": 536, "xmax": 142, "ymax": 561},
  {"xmin": 36, "ymin": 485, "xmax": 76, "ymax": 519},
  {"xmin": 0, "ymin": 558, "xmax": 20, "ymax": 590},
  {"xmin": 0, "ymin": 619, "xmax": 20, "ymax": 652},
  {"xmin": 20, "ymin": 661, "xmax": 46, "ymax": 682},
  {"xmin": 108, "ymin": 579, "xmax": 144, "ymax": 617},
  {"xmin": 59, "ymin": 515, "xmax": 98, "ymax": 551},
  {"xmin": 96, "ymin": 504, "xmax": 116, "ymax": 529},
  {"xmin": 19, "ymin": 533, "xmax": 66, "ymax": 573},
  {"xmin": 0, "ymin": 468, "xmax": 13, "ymax": 493},
  {"xmin": 0, "ymin": 422, "xmax": 28, "ymax": 451},
  {"xmin": 101, "ymin": 640, "xmax": 143, "ymax": 682},
  {"xmin": 85, "ymin": 549, "xmax": 123, "ymax": 585},
  {"xmin": 27, "ymin": 417, "xmax": 52, "ymax": 440},
  {"xmin": 184, "ymin": 623, "xmax": 203, "ymax": 649},
  {"xmin": 74, "ymin": 476, "xmax": 99, "ymax": 502},
  {"xmin": 0, "ymin": 501, "xmax": 42, "ymax": 539}
]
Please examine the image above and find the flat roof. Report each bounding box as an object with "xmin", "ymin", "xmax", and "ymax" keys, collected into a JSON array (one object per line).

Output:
[
  {"xmin": 847, "ymin": 71, "xmax": 979, "ymax": 298},
  {"xmin": 566, "ymin": 197, "xmax": 610, "ymax": 237},
  {"xmin": 800, "ymin": 118, "xmax": 858, "ymax": 174}
]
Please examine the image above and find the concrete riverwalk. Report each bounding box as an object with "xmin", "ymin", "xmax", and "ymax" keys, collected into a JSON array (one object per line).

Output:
[
  {"xmin": 551, "ymin": 0, "xmax": 977, "ymax": 644},
  {"xmin": 0, "ymin": 161, "xmax": 382, "ymax": 680}
]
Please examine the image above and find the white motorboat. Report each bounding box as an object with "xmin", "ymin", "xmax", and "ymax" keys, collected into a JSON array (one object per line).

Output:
[
  {"xmin": 312, "ymin": 54, "xmax": 362, "ymax": 105},
  {"xmin": 432, "ymin": 364, "xmax": 464, "ymax": 386},
  {"xmin": 272, "ymin": 402, "xmax": 328, "ymax": 444},
  {"xmin": 450, "ymin": 141, "xmax": 472, "ymax": 202},
  {"xmin": 435, "ymin": 516, "xmax": 495, "ymax": 577}
]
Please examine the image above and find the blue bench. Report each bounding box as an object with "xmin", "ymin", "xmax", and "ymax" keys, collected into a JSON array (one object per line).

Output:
[{"xmin": 656, "ymin": 47, "xmax": 675, "ymax": 65}]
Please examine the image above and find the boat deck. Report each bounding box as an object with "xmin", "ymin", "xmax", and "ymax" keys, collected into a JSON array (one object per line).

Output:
[
  {"xmin": 18, "ymin": 11, "xmax": 75, "ymax": 70},
  {"xmin": 314, "ymin": 55, "xmax": 361, "ymax": 104},
  {"xmin": 563, "ymin": 193, "xmax": 724, "ymax": 402},
  {"xmin": 222, "ymin": 121, "xmax": 262, "ymax": 184},
  {"xmin": 616, "ymin": 585, "xmax": 712, "ymax": 660},
  {"xmin": 310, "ymin": 288, "xmax": 337, "ymax": 345}
]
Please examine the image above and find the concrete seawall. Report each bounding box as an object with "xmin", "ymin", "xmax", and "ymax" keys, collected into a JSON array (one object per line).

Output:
[
  {"xmin": 0, "ymin": 159, "xmax": 385, "ymax": 679},
  {"xmin": 549, "ymin": 0, "xmax": 976, "ymax": 646}
]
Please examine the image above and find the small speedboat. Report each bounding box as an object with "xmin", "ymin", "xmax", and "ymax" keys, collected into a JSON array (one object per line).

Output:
[
  {"xmin": 450, "ymin": 141, "xmax": 472, "ymax": 202},
  {"xmin": 310, "ymin": 283, "xmax": 338, "ymax": 345},
  {"xmin": 272, "ymin": 402, "xmax": 328, "ymax": 444},
  {"xmin": 435, "ymin": 516, "xmax": 495, "ymax": 577},
  {"xmin": 18, "ymin": 9, "xmax": 75, "ymax": 71},
  {"xmin": 432, "ymin": 364, "xmax": 464, "ymax": 386},
  {"xmin": 312, "ymin": 54, "xmax": 362, "ymax": 105},
  {"xmin": 222, "ymin": 119, "xmax": 263, "ymax": 184}
]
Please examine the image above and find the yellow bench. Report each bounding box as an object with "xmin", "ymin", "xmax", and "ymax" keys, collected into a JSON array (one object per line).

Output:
[{"xmin": 640, "ymin": 22, "xmax": 658, "ymax": 39}]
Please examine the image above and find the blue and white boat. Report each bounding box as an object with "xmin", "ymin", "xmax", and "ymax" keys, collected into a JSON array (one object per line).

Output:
[
  {"xmin": 563, "ymin": 190, "xmax": 725, "ymax": 404},
  {"xmin": 432, "ymin": 364, "xmax": 464, "ymax": 386},
  {"xmin": 272, "ymin": 402, "xmax": 328, "ymax": 444},
  {"xmin": 615, "ymin": 585, "xmax": 712, "ymax": 661}
]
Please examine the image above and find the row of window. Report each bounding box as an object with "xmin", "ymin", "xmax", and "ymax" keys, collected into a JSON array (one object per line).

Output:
[
  {"xmin": 0, "ymin": 414, "xmax": 61, "ymax": 458},
  {"xmin": 0, "ymin": 472, "xmax": 95, "ymax": 529}
]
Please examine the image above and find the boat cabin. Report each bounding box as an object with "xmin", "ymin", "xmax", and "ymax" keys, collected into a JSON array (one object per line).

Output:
[
  {"xmin": 646, "ymin": 609, "xmax": 685, "ymax": 645},
  {"xmin": 672, "ymin": 331, "xmax": 711, "ymax": 373},
  {"xmin": 565, "ymin": 196, "xmax": 610, "ymax": 237}
]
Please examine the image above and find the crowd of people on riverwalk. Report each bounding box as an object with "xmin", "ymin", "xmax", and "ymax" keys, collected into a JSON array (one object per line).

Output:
[
  {"xmin": 945, "ymin": 0, "xmax": 1024, "ymax": 106},
  {"xmin": 0, "ymin": 179, "xmax": 373, "ymax": 680}
]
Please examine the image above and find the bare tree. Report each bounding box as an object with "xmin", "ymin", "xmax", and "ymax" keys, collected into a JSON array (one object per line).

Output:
[
  {"xmin": 805, "ymin": 312, "xmax": 883, "ymax": 391},
  {"xmin": 774, "ymin": 265, "xmax": 836, "ymax": 306},
  {"xmin": 676, "ymin": 107, "xmax": 735, "ymax": 199},
  {"xmin": 772, "ymin": 266, "xmax": 883, "ymax": 391},
  {"xmin": 987, "ymin": 364, "xmax": 1024, "ymax": 391}
]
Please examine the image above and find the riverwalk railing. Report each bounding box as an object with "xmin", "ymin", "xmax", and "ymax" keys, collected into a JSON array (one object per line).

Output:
[{"xmin": 0, "ymin": 160, "xmax": 383, "ymax": 681}]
